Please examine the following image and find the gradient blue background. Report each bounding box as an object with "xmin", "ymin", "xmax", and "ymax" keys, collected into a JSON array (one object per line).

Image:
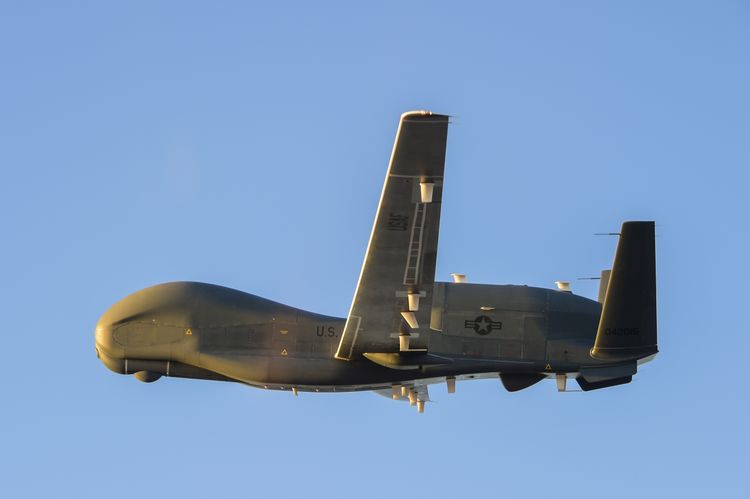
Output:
[{"xmin": 2, "ymin": 2, "xmax": 748, "ymax": 497}]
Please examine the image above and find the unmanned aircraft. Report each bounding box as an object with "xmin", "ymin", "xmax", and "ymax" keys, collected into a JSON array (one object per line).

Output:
[{"xmin": 95, "ymin": 111, "xmax": 657, "ymax": 412}]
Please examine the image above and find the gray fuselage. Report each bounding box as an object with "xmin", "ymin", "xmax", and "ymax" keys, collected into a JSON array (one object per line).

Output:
[{"xmin": 95, "ymin": 281, "xmax": 608, "ymax": 392}]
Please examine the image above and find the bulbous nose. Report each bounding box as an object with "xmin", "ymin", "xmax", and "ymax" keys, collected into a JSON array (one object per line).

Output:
[
  {"xmin": 94, "ymin": 315, "xmax": 126, "ymax": 373},
  {"xmin": 94, "ymin": 321, "xmax": 110, "ymax": 355},
  {"xmin": 94, "ymin": 282, "xmax": 216, "ymax": 373}
]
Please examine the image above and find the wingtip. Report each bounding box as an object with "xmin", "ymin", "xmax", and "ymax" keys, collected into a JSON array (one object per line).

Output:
[
  {"xmin": 400, "ymin": 110, "xmax": 451, "ymax": 122},
  {"xmin": 401, "ymin": 109, "xmax": 433, "ymax": 118}
]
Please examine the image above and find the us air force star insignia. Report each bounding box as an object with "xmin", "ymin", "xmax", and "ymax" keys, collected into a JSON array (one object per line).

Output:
[{"xmin": 464, "ymin": 315, "xmax": 503, "ymax": 336}]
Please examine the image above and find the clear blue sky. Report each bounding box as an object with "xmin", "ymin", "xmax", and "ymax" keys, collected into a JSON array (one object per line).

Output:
[{"xmin": 2, "ymin": 2, "xmax": 748, "ymax": 497}]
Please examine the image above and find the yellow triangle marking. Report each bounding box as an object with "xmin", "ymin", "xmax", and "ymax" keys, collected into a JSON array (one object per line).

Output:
[
  {"xmin": 281, "ymin": 348, "xmax": 288, "ymax": 356},
  {"xmin": 185, "ymin": 328, "xmax": 193, "ymax": 335},
  {"xmin": 545, "ymin": 363, "xmax": 552, "ymax": 370}
]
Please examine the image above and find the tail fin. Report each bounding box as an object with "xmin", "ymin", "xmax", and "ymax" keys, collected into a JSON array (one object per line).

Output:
[{"xmin": 591, "ymin": 221, "xmax": 657, "ymax": 361}]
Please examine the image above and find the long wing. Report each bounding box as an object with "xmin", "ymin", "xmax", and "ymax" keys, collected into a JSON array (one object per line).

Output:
[{"xmin": 335, "ymin": 111, "xmax": 449, "ymax": 360}]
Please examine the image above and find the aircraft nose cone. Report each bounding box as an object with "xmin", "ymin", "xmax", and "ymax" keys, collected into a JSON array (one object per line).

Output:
[
  {"xmin": 94, "ymin": 315, "xmax": 126, "ymax": 373},
  {"xmin": 94, "ymin": 291, "xmax": 136, "ymax": 361},
  {"xmin": 94, "ymin": 321, "xmax": 117, "ymax": 357},
  {"xmin": 94, "ymin": 321, "xmax": 112, "ymax": 355}
]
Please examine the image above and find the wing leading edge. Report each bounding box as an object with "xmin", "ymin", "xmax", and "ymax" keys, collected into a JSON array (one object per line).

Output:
[{"xmin": 335, "ymin": 111, "xmax": 450, "ymax": 360}]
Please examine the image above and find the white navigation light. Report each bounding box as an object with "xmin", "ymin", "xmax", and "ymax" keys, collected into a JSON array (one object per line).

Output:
[{"xmin": 451, "ymin": 273, "xmax": 467, "ymax": 283}]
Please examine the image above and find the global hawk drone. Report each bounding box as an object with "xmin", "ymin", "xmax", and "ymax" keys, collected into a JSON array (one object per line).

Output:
[{"xmin": 95, "ymin": 111, "xmax": 658, "ymax": 412}]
